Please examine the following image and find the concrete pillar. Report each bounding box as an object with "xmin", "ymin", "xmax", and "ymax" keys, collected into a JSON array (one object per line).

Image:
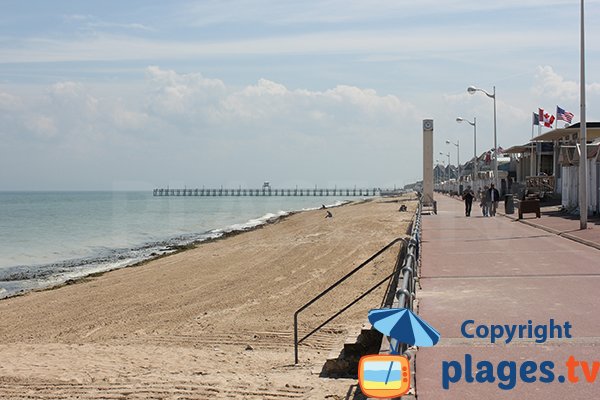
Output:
[{"xmin": 422, "ymin": 119, "xmax": 434, "ymax": 205}]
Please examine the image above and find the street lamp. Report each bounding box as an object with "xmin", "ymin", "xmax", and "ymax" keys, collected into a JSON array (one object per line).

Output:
[
  {"xmin": 468, "ymin": 85, "xmax": 498, "ymax": 187},
  {"xmin": 457, "ymin": 116, "xmax": 477, "ymax": 184},
  {"xmin": 439, "ymin": 151, "xmax": 450, "ymax": 182},
  {"xmin": 446, "ymin": 140, "xmax": 460, "ymax": 190}
]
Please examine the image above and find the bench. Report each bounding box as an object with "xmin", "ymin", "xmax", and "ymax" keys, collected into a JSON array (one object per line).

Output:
[{"xmin": 517, "ymin": 199, "xmax": 541, "ymax": 219}]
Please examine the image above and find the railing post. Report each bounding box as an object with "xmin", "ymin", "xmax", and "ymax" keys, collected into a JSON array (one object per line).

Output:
[{"xmin": 294, "ymin": 312, "xmax": 299, "ymax": 364}]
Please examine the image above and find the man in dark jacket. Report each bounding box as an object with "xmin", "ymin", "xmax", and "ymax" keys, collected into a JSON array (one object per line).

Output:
[
  {"xmin": 487, "ymin": 183, "xmax": 500, "ymax": 216},
  {"xmin": 462, "ymin": 186, "xmax": 475, "ymax": 217}
]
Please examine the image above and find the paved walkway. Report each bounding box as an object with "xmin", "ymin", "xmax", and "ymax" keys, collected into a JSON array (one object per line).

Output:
[
  {"xmin": 415, "ymin": 194, "xmax": 600, "ymax": 399},
  {"xmin": 499, "ymin": 201, "xmax": 600, "ymax": 251}
]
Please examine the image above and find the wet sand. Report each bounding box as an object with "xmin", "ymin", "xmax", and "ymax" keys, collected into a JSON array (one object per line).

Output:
[{"xmin": 0, "ymin": 196, "xmax": 416, "ymax": 399}]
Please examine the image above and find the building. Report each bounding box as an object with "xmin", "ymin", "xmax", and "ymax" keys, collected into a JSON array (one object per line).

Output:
[{"xmin": 519, "ymin": 122, "xmax": 600, "ymax": 213}]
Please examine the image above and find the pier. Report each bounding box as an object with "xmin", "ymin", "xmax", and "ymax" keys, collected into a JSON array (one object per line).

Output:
[{"xmin": 152, "ymin": 188, "xmax": 384, "ymax": 197}]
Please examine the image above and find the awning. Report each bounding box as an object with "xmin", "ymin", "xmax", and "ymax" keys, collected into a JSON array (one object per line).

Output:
[
  {"xmin": 502, "ymin": 144, "xmax": 532, "ymax": 154},
  {"xmin": 531, "ymin": 122, "xmax": 600, "ymax": 142},
  {"xmin": 558, "ymin": 143, "xmax": 600, "ymax": 165}
]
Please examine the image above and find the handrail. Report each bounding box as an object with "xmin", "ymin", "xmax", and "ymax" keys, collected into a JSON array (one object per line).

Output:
[
  {"xmin": 293, "ymin": 236, "xmax": 408, "ymax": 364},
  {"xmin": 389, "ymin": 201, "xmax": 422, "ymax": 356}
]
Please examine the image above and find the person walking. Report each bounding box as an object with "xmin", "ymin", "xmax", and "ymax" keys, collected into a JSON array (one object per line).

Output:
[
  {"xmin": 479, "ymin": 186, "xmax": 489, "ymax": 217},
  {"xmin": 487, "ymin": 183, "xmax": 500, "ymax": 217},
  {"xmin": 462, "ymin": 186, "xmax": 475, "ymax": 217}
]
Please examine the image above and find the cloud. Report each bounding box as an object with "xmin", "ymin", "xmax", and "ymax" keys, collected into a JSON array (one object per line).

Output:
[
  {"xmin": 87, "ymin": 22, "xmax": 154, "ymax": 31},
  {"xmin": 24, "ymin": 115, "xmax": 58, "ymax": 139},
  {"xmin": 0, "ymin": 90, "xmax": 21, "ymax": 110},
  {"xmin": 141, "ymin": 67, "xmax": 419, "ymax": 141},
  {"xmin": 62, "ymin": 14, "xmax": 93, "ymax": 22},
  {"xmin": 533, "ymin": 66, "xmax": 579, "ymax": 100},
  {"xmin": 0, "ymin": 23, "xmax": 588, "ymax": 65},
  {"xmin": 1, "ymin": 66, "xmax": 421, "ymax": 153},
  {"xmin": 182, "ymin": 0, "xmax": 584, "ymax": 26},
  {"xmin": 533, "ymin": 65, "xmax": 600, "ymax": 105},
  {"xmin": 63, "ymin": 14, "xmax": 154, "ymax": 32}
]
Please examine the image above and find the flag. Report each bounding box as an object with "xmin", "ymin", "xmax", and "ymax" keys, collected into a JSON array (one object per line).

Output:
[
  {"xmin": 556, "ymin": 106, "xmax": 574, "ymax": 123},
  {"xmin": 539, "ymin": 108, "xmax": 555, "ymax": 128},
  {"xmin": 532, "ymin": 112, "xmax": 540, "ymax": 126}
]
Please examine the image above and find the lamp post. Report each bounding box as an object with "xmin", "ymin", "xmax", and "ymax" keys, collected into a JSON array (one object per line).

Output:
[
  {"xmin": 446, "ymin": 139, "xmax": 460, "ymax": 176},
  {"xmin": 439, "ymin": 151, "xmax": 450, "ymax": 182},
  {"xmin": 456, "ymin": 117, "xmax": 477, "ymax": 183},
  {"xmin": 468, "ymin": 86, "xmax": 497, "ymax": 187},
  {"xmin": 446, "ymin": 139, "xmax": 460, "ymax": 193},
  {"xmin": 579, "ymin": 0, "xmax": 587, "ymax": 229}
]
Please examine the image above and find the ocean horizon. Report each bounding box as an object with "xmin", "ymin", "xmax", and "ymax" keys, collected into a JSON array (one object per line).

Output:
[{"xmin": 0, "ymin": 191, "xmax": 355, "ymax": 299}]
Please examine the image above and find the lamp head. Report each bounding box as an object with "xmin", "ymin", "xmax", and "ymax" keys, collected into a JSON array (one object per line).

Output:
[
  {"xmin": 456, "ymin": 117, "xmax": 464, "ymax": 122},
  {"xmin": 445, "ymin": 140, "xmax": 451, "ymax": 144},
  {"xmin": 467, "ymin": 86, "xmax": 477, "ymax": 95}
]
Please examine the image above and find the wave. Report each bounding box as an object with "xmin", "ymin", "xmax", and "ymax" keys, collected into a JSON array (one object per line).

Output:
[
  {"xmin": 210, "ymin": 211, "xmax": 289, "ymax": 235},
  {"xmin": 300, "ymin": 200, "xmax": 351, "ymax": 211}
]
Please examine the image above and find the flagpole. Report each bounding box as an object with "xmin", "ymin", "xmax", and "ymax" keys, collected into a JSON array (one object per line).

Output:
[
  {"xmin": 531, "ymin": 116, "xmax": 535, "ymax": 178},
  {"xmin": 579, "ymin": 0, "xmax": 588, "ymax": 229},
  {"xmin": 537, "ymin": 120, "xmax": 542, "ymax": 177}
]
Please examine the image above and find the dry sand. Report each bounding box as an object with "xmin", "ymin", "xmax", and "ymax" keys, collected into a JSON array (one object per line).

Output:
[{"xmin": 0, "ymin": 196, "xmax": 417, "ymax": 399}]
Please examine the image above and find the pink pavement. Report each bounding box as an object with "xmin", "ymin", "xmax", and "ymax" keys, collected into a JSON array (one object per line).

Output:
[{"xmin": 415, "ymin": 194, "xmax": 600, "ymax": 400}]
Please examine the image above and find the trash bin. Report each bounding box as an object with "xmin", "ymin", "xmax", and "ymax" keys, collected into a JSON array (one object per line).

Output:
[{"xmin": 504, "ymin": 194, "xmax": 515, "ymax": 214}]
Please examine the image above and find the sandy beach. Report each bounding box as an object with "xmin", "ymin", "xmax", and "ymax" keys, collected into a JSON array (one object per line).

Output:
[{"xmin": 0, "ymin": 196, "xmax": 416, "ymax": 399}]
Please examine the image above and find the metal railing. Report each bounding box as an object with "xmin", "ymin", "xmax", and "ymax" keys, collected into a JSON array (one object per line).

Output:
[
  {"xmin": 389, "ymin": 201, "xmax": 422, "ymax": 357},
  {"xmin": 293, "ymin": 236, "xmax": 408, "ymax": 364}
]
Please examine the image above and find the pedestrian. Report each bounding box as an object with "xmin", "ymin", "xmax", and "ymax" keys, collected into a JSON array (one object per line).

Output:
[
  {"xmin": 487, "ymin": 183, "xmax": 500, "ymax": 216},
  {"xmin": 479, "ymin": 186, "xmax": 489, "ymax": 217},
  {"xmin": 462, "ymin": 186, "xmax": 475, "ymax": 217}
]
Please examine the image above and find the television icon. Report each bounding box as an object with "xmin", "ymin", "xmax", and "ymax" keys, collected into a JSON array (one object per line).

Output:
[{"xmin": 358, "ymin": 354, "xmax": 410, "ymax": 398}]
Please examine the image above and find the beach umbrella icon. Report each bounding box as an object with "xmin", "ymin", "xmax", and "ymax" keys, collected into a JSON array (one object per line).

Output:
[
  {"xmin": 361, "ymin": 308, "xmax": 441, "ymax": 391},
  {"xmin": 368, "ymin": 307, "xmax": 440, "ymax": 349}
]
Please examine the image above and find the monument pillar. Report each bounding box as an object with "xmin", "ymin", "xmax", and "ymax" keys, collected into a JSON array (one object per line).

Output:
[{"xmin": 422, "ymin": 119, "xmax": 434, "ymax": 206}]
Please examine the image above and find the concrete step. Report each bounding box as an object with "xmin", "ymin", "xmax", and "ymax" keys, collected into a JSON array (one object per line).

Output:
[{"xmin": 319, "ymin": 322, "xmax": 382, "ymax": 378}]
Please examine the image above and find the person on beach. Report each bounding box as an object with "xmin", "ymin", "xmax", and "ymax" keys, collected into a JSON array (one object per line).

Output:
[
  {"xmin": 487, "ymin": 183, "xmax": 500, "ymax": 217},
  {"xmin": 462, "ymin": 186, "xmax": 475, "ymax": 217},
  {"xmin": 325, "ymin": 210, "xmax": 333, "ymax": 218}
]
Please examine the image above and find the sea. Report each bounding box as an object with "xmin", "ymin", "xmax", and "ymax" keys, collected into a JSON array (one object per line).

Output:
[{"xmin": 0, "ymin": 191, "xmax": 355, "ymax": 299}]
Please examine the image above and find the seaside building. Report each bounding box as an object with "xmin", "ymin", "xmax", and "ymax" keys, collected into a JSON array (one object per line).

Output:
[{"xmin": 500, "ymin": 122, "xmax": 600, "ymax": 214}]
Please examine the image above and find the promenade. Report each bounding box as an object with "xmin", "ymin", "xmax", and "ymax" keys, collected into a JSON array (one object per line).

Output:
[{"xmin": 415, "ymin": 194, "xmax": 600, "ymax": 399}]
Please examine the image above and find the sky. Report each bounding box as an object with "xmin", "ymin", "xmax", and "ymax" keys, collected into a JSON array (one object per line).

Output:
[{"xmin": 1, "ymin": 0, "xmax": 600, "ymax": 190}]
